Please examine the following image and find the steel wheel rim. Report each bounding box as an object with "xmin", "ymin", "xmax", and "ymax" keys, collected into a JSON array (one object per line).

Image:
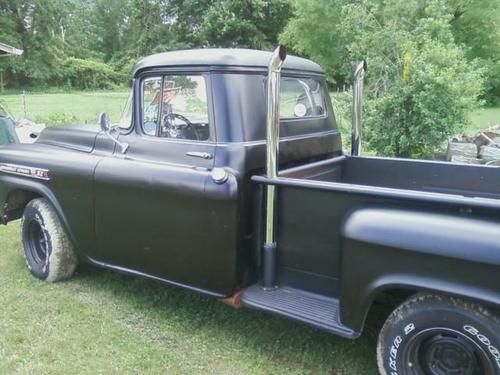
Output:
[
  {"xmin": 403, "ymin": 327, "xmax": 494, "ymax": 375},
  {"xmin": 26, "ymin": 219, "xmax": 48, "ymax": 266}
]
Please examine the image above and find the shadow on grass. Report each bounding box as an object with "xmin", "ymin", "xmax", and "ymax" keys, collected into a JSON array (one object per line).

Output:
[{"xmin": 69, "ymin": 263, "xmax": 384, "ymax": 374}]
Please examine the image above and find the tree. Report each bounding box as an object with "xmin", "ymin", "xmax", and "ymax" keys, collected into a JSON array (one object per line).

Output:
[
  {"xmin": 448, "ymin": 0, "xmax": 500, "ymax": 104},
  {"xmin": 282, "ymin": 0, "xmax": 485, "ymax": 158},
  {"xmin": 120, "ymin": 0, "xmax": 179, "ymax": 58},
  {"xmin": 198, "ymin": 0, "xmax": 292, "ymax": 48},
  {"xmin": 0, "ymin": 0, "xmax": 72, "ymax": 85},
  {"xmin": 92, "ymin": 0, "xmax": 128, "ymax": 62},
  {"xmin": 0, "ymin": 0, "xmax": 295, "ymax": 88}
]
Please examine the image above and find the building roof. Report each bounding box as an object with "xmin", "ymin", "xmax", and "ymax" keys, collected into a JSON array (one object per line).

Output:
[
  {"xmin": 133, "ymin": 48, "xmax": 323, "ymax": 76},
  {"xmin": 0, "ymin": 41, "xmax": 23, "ymax": 56}
]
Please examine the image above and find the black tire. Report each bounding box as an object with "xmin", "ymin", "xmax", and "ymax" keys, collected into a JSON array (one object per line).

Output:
[
  {"xmin": 21, "ymin": 198, "xmax": 77, "ymax": 282},
  {"xmin": 377, "ymin": 293, "xmax": 500, "ymax": 375}
]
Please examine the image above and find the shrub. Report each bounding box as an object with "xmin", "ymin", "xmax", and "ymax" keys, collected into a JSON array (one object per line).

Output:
[
  {"xmin": 34, "ymin": 111, "xmax": 79, "ymax": 127},
  {"xmin": 62, "ymin": 58, "xmax": 125, "ymax": 90},
  {"xmin": 365, "ymin": 41, "xmax": 484, "ymax": 159},
  {"xmin": 483, "ymin": 60, "xmax": 500, "ymax": 106}
]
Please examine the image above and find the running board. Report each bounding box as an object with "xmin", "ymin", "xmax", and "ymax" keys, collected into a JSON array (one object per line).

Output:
[{"xmin": 241, "ymin": 285, "xmax": 359, "ymax": 339}]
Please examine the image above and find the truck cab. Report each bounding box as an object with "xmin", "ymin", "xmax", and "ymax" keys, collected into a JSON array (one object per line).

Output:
[
  {"xmin": 1, "ymin": 47, "xmax": 499, "ymax": 374},
  {"xmin": 89, "ymin": 48, "xmax": 339, "ymax": 296}
]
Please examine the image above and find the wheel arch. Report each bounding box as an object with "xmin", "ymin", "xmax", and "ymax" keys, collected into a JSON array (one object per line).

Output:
[
  {"xmin": 0, "ymin": 176, "xmax": 77, "ymax": 246},
  {"xmin": 344, "ymin": 274, "xmax": 500, "ymax": 336},
  {"xmin": 339, "ymin": 207, "xmax": 500, "ymax": 334}
]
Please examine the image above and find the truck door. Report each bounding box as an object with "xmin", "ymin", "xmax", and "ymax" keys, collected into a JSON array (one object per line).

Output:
[{"xmin": 93, "ymin": 74, "xmax": 233, "ymax": 295}]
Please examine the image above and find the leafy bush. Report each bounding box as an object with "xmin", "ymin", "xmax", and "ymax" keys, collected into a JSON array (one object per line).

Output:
[
  {"xmin": 365, "ymin": 41, "xmax": 484, "ymax": 158},
  {"xmin": 62, "ymin": 58, "xmax": 125, "ymax": 90},
  {"xmin": 34, "ymin": 111, "xmax": 79, "ymax": 127},
  {"xmin": 482, "ymin": 60, "xmax": 500, "ymax": 106}
]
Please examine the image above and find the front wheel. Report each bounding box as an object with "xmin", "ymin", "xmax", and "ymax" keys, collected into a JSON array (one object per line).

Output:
[
  {"xmin": 21, "ymin": 198, "xmax": 78, "ymax": 282},
  {"xmin": 377, "ymin": 293, "xmax": 500, "ymax": 375}
]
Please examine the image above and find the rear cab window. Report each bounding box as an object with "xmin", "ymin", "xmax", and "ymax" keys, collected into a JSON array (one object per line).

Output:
[{"xmin": 280, "ymin": 77, "xmax": 327, "ymax": 119}]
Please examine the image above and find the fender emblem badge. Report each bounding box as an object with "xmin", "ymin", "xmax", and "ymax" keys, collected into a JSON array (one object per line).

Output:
[{"xmin": 0, "ymin": 163, "xmax": 50, "ymax": 180}]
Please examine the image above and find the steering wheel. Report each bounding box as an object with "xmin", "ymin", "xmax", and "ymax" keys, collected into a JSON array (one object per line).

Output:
[{"xmin": 161, "ymin": 112, "xmax": 199, "ymax": 140}]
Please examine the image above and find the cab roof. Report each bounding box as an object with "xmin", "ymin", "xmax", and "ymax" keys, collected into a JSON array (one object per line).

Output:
[{"xmin": 133, "ymin": 48, "xmax": 324, "ymax": 76}]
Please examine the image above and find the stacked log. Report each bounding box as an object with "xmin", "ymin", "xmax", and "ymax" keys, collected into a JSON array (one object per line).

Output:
[
  {"xmin": 479, "ymin": 145, "xmax": 500, "ymax": 165},
  {"xmin": 447, "ymin": 125, "xmax": 500, "ymax": 165}
]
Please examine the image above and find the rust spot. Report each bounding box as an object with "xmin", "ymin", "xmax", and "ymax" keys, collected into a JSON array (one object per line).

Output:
[{"xmin": 220, "ymin": 290, "xmax": 243, "ymax": 309}]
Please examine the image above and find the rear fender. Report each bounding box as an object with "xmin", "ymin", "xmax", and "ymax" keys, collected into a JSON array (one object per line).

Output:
[{"xmin": 339, "ymin": 208, "xmax": 500, "ymax": 333}]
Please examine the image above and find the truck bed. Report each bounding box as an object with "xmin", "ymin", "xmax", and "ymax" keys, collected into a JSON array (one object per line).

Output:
[
  {"xmin": 250, "ymin": 155, "xmax": 500, "ymax": 301},
  {"xmin": 280, "ymin": 155, "xmax": 500, "ymax": 201},
  {"xmin": 244, "ymin": 155, "xmax": 500, "ymax": 333}
]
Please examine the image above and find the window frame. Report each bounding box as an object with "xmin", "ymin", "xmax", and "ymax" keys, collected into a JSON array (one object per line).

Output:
[
  {"xmin": 117, "ymin": 90, "xmax": 134, "ymax": 130},
  {"xmin": 137, "ymin": 71, "xmax": 215, "ymax": 143}
]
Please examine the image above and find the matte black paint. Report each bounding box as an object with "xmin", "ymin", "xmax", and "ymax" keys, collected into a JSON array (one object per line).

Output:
[
  {"xmin": 0, "ymin": 50, "xmax": 499, "ymax": 338},
  {"xmin": 256, "ymin": 155, "xmax": 500, "ymax": 332}
]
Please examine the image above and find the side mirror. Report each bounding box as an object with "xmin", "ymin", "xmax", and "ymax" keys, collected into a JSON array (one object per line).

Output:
[
  {"xmin": 98, "ymin": 112, "xmax": 111, "ymax": 131},
  {"xmin": 98, "ymin": 112, "xmax": 129, "ymax": 154}
]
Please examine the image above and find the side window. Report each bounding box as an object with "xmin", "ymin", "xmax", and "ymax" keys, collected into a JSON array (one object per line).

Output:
[
  {"xmin": 141, "ymin": 75, "xmax": 210, "ymax": 141},
  {"xmin": 280, "ymin": 77, "xmax": 327, "ymax": 119}
]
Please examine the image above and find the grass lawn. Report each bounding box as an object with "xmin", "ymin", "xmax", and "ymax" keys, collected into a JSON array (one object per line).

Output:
[
  {"xmin": 468, "ymin": 106, "xmax": 500, "ymax": 134},
  {"xmin": 0, "ymin": 222, "xmax": 378, "ymax": 374},
  {"xmin": 0, "ymin": 90, "xmax": 130, "ymax": 124}
]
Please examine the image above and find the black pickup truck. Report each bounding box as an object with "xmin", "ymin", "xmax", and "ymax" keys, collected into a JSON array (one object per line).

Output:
[{"xmin": 1, "ymin": 46, "xmax": 499, "ymax": 374}]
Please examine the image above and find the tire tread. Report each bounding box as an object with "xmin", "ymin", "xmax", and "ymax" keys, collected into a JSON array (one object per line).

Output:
[
  {"xmin": 21, "ymin": 198, "xmax": 77, "ymax": 282},
  {"xmin": 377, "ymin": 293, "xmax": 500, "ymax": 375}
]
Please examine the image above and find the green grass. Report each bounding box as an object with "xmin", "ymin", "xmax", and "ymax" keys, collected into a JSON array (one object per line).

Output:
[
  {"xmin": 468, "ymin": 106, "xmax": 500, "ymax": 134},
  {"xmin": 0, "ymin": 90, "xmax": 130, "ymax": 124},
  {"xmin": 0, "ymin": 222, "xmax": 378, "ymax": 374}
]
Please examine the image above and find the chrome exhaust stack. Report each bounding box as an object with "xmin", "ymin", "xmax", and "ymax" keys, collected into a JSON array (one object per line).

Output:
[
  {"xmin": 262, "ymin": 45, "xmax": 286, "ymax": 289},
  {"xmin": 351, "ymin": 61, "xmax": 367, "ymax": 156}
]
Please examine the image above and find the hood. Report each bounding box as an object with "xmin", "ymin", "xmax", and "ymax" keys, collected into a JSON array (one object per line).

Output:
[{"xmin": 36, "ymin": 124, "xmax": 101, "ymax": 153}]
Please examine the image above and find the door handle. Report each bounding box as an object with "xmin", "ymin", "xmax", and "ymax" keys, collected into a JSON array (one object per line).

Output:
[{"xmin": 186, "ymin": 151, "xmax": 213, "ymax": 160}]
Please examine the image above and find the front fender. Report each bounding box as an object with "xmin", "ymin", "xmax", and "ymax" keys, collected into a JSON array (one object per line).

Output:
[
  {"xmin": 0, "ymin": 143, "xmax": 102, "ymax": 255},
  {"xmin": 0, "ymin": 175, "xmax": 77, "ymax": 245},
  {"xmin": 339, "ymin": 208, "xmax": 500, "ymax": 333}
]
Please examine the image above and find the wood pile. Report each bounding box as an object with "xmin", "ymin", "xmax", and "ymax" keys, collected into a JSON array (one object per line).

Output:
[{"xmin": 447, "ymin": 125, "xmax": 500, "ymax": 165}]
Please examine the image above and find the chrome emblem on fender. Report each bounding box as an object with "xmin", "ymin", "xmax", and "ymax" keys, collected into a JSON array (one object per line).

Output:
[{"xmin": 0, "ymin": 163, "xmax": 50, "ymax": 180}]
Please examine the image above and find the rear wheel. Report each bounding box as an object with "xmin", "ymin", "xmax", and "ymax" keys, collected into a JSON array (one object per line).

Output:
[
  {"xmin": 377, "ymin": 293, "xmax": 500, "ymax": 375},
  {"xmin": 21, "ymin": 198, "xmax": 77, "ymax": 282}
]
